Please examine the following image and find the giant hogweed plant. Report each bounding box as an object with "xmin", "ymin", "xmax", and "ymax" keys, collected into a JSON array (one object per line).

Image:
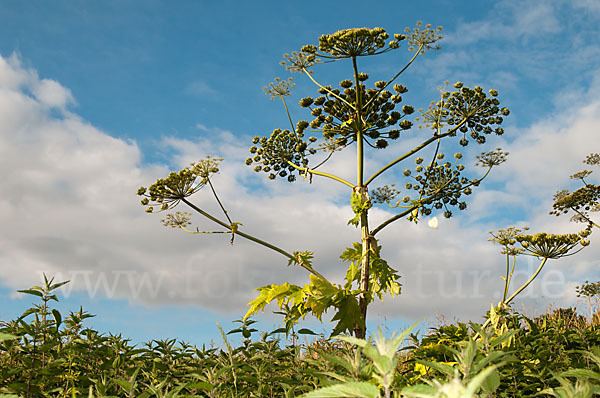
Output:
[{"xmin": 138, "ymin": 24, "xmax": 512, "ymax": 339}]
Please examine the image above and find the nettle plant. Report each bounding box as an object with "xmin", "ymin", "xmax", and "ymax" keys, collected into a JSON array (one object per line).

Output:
[{"xmin": 139, "ymin": 24, "xmax": 512, "ymax": 339}]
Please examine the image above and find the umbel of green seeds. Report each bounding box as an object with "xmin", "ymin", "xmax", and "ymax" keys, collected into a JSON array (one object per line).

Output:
[{"xmin": 137, "ymin": 156, "xmax": 222, "ymax": 212}]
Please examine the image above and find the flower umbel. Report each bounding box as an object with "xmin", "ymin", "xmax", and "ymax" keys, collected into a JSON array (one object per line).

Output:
[
  {"xmin": 516, "ymin": 230, "xmax": 591, "ymax": 259},
  {"xmin": 264, "ymin": 77, "xmax": 295, "ymax": 99},
  {"xmin": 476, "ymin": 149, "xmax": 509, "ymax": 167},
  {"xmin": 137, "ymin": 156, "xmax": 222, "ymax": 212},
  {"xmin": 161, "ymin": 212, "xmax": 192, "ymax": 229},
  {"xmin": 488, "ymin": 227, "xmax": 529, "ymax": 255}
]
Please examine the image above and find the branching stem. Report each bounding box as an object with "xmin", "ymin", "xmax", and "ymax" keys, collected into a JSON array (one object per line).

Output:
[
  {"xmin": 303, "ymin": 68, "xmax": 355, "ymax": 109},
  {"xmin": 181, "ymin": 198, "xmax": 327, "ymax": 280},
  {"xmin": 285, "ymin": 160, "xmax": 354, "ymax": 188},
  {"xmin": 365, "ymin": 120, "xmax": 466, "ymax": 186}
]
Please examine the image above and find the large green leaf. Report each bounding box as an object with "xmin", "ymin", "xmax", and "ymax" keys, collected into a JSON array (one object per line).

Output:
[
  {"xmin": 304, "ymin": 275, "xmax": 340, "ymax": 320},
  {"xmin": 244, "ymin": 283, "xmax": 302, "ymax": 320},
  {"xmin": 331, "ymin": 294, "xmax": 363, "ymax": 336}
]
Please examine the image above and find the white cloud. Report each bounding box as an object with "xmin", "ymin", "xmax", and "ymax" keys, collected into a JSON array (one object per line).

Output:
[
  {"xmin": 512, "ymin": 2, "xmax": 561, "ymax": 37},
  {"xmin": 32, "ymin": 78, "xmax": 75, "ymax": 109},
  {"xmin": 447, "ymin": 0, "xmax": 561, "ymax": 45},
  {"xmin": 0, "ymin": 54, "xmax": 75, "ymax": 110}
]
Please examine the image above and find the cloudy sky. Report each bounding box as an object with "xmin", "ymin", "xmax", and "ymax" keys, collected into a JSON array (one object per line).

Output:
[{"xmin": 1, "ymin": 0, "xmax": 599, "ymax": 347}]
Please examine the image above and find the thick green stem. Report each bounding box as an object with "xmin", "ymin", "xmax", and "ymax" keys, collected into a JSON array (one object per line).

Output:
[
  {"xmin": 503, "ymin": 257, "xmax": 548, "ymax": 306},
  {"xmin": 281, "ymin": 97, "xmax": 295, "ymax": 132},
  {"xmin": 181, "ymin": 198, "xmax": 327, "ymax": 280},
  {"xmin": 371, "ymin": 207, "xmax": 416, "ymax": 236},
  {"xmin": 573, "ymin": 208, "xmax": 600, "ymax": 229},
  {"xmin": 502, "ymin": 254, "xmax": 510, "ymax": 303},
  {"xmin": 351, "ymin": 55, "xmax": 370, "ymax": 339},
  {"xmin": 354, "ymin": 186, "xmax": 371, "ymax": 339},
  {"xmin": 502, "ymin": 254, "xmax": 517, "ymax": 303},
  {"xmin": 481, "ymin": 257, "xmax": 549, "ymax": 332},
  {"xmin": 353, "ymin": 55, "xmax": 364, "ymax": 187}
]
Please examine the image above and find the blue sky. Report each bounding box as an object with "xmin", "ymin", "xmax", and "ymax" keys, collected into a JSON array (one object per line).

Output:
[{"xmin": 1, "ymin": 0, "xmax": 600, "ymax": 347}]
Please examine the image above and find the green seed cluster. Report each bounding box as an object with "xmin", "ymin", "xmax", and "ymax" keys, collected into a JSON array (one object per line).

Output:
[
  {"xmin": 295, "ymin": 76, "xmax": 414, "ymax": 150},
  {"xmin": 373, "ymin": 152, "xmax": 485, "ymax": 218},
  {"xmin": 584, "ymin": 153, "xmax": 600, "ymax": 166},
  {"xmin": 137, "ymin": 156, "xmax": 222, "ymax": 212},
  {"xmin": 488, "ymin": 227, "xmax": 530, "ymax": 255},
  {"xmin": 489, "ymin": 227, "xmax": 591, "ymax": 258},
  {"xmin": 371, "ymin": 184, "xmax": 401, "ymax": 204},
  {"xmin": 405, "ymin": 21, "xmax": 444, "ymax": 53},
  {"xmin": 475, "ymin": 148, "xmax": 509, "ymax": 167},
  {"xmin": 419, "ymin": 82, "xmax": 509, "ymax": 146},
  {"xmin": 264, "ymin": 77, "xmax": 295, "ymax": 99},
  {"xmin": 311, "ymin": 27, "xmax": 405, "ymax": 58},
  {"xmin": 550, "ymin": 153, "xmax": 599, "ymax": 224},
  {"xmin": 576, "ymin": 280, "xmax": 600, "ymax": 298},
  {"xmin": 516, "ymin": 230, "xmax": 591, "ymax": 259},
  {"xmin": 161, "ymin": 211, "xmax": 192, "ymax": 228},
  {"xmin": 246, "ymin": 130, "xmax": 310, "ymax": 182},
  {"xmin": 408, "ymin": 155, "xmax": 471, "ymax": 218},
  {"xmin": 551, "ymin": 185, "xmax": 600, "ymax": 218}
]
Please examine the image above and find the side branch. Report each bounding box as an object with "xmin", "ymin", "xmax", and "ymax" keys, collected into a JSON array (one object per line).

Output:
[
  {"xmin": 371, "ymin": 207, "xmax": 416, "ymax": 236},
  {"xmin": 371, "ymin": 164, "xmax": 494, "ymax": 236},
  {"xmin": 181, "ymin": 198, "xmax": 327, "ymax": 280},
  {"xmin": 365, "ymin": 121, "xmax": 465, "ymax": 186},
  {"xmin": 302, "ymin": 68, "xmax": 355, "ymax": 110},
  {"xmin": 286, "ymin": 160, "xmax": 355, "ymax": 188}
]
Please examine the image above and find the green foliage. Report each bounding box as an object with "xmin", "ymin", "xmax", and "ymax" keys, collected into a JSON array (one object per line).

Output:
[
  {"xmin": 341, "ymin": 242, "xmax": 402, "ymax": 301},
  {"xmin": 348, "ymin": 192, "xmax": 373, "ymax": 227},
  {"xmin": 6, "ymin": 278, "xmax": 600, "ymax": 397},
  {"xmin": 244, "ymin": 274, "xmax": 365, "ymax": 337}
]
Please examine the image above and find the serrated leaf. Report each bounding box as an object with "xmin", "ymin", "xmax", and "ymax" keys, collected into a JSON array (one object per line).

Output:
[
  {"xmin": 331, "ymin": 294, "xmax": 362, "ymax": 336},
  {"xmin": 49, "ymin": 280, "xmax": 70, "ymax": 291},
  {"xmin": 304, "ymin": 275, "xmax": 339, "ymax": 320},
  {"xmin": 340, "ymin": 243, "xmax": 362, "ymax": 263},
  {"xmin": 244, "ymin": 283, "xmax": 302, "ymax": 320}
]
